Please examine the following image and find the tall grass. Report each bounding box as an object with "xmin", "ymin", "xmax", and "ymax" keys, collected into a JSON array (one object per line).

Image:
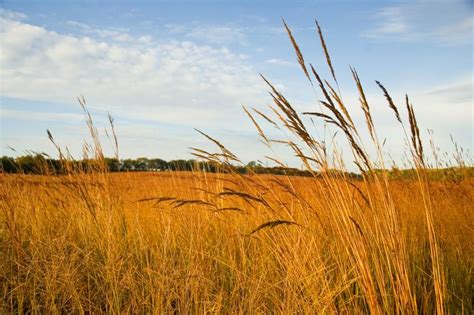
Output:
[{"xmin": 1, "ymin": 20, "xmax": 473, "ymax": 313}]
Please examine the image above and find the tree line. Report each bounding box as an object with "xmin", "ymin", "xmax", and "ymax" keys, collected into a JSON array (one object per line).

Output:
[
  {"xmin": 3, "ymin": 155, "xmax": 468, "ymax": 180},
  {"xmin": 0, "ymin": 155, "xmax": 327, "ymax": 177}
]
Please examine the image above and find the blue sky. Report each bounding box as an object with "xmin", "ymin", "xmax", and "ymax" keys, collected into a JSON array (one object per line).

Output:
[{"xmin": 1, "ymin": 0, "xmax": 472, "ymax": 168}]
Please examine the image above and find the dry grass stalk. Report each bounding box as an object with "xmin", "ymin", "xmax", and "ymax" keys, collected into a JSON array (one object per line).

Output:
[
  {"xmin": 375, "ymin": 80, "xmax": 402, "ymax": 123},
  {"xmin": 194, "ymin": 128, "xmax": 241, "ymax": 164},
  {"xmin": 405, "ymin": 95, "xmax": 424, "ymax": 166},
  {"xmin": 283, "ymin": 19, "xmax": 312, "ymax": 84},
  {"xmin": 243, "ymin": 106, "xmax": 270, "ymax": 145},
  {"xmin": 253, "ymin": 107, "xmax": 280, "ymax": 129},
  {"xmin": 315, "ymin": 19, "xmax": 338, "ymax": 86},
  {"xmin": 351, "ymin": 67, "xmax": 376, "ymax": 143},
  {"xmin": 246, "ymin": 220, "xmax": 300, "ymax": 236}
]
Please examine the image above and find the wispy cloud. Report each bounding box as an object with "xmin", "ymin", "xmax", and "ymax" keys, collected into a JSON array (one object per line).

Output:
[
  {"xmin": 422, "ymin": 77, "xmax": 473, "ymax": 105},
  {"xmin": 66, "ymin": 20, "xmax": 139, "ymax": 43},
  {"xmin": 186, "ymin": 25, "xmax": 246, "ymax": 44},
  {"xmin": 162, "ymin": 23, "xmax": 247, "ymax": 45},
  {"xmin": 0, "ymin": 109, "xmax": 83, "ymax": 122},
  {"xmin": 164, "ymin": 22, "xmax": 289, "ymax": 45},
  {"xmin": 164, "ymin": 23, "xmax": 187, "ymax": 34},
  {"xmin": 365, "ymin": 7, "xmax": 408, "ymax": 37},
  {"xmin": 436, "ymin": 16, "xmax": 474, "ymax": 45},
  {"xmin": 264, "ymin": 58, "xmax": 293, "ymax": 66},
  {"xmin": 362, "ymin": 1, "xmax": 473, "ymax": 45},
  {"xmin": 0, "ymin": 7, "xmax": 27, "ymax": 21}
]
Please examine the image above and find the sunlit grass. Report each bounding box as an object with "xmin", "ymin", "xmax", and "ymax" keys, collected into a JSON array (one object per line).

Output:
[{"xmin": 1, "ymin": 19, "xmax": 472, "ymax": 314}]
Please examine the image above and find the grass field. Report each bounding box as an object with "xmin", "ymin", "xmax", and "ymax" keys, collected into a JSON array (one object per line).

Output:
[
  {"xmin": 1, "ymin": 170, "xmax": 473, "ymax": 313},
  {"xmin": 1, "ymin": 19, "xmax": 472, "ymax": 314}
]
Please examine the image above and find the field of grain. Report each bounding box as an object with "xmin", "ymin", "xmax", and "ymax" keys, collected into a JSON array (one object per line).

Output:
[{"xmin": 1, "ymin": 170, "xmax": 472, "ymax": 313}]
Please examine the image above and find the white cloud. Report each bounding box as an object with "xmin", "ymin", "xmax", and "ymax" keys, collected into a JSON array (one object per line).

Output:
[
  {"xmin": 186, "ymin": 25, "xmax": 246, "ymax": 44},
  {"xmin": 0, "ymin": 109, "xmax": 83, "ymax": 122},
  {"xmin": 362, "ymin": 1, "xmax": 473, "ymax": 45},
  {"xmin": 0, "ymin": 11, "xmax": 266, "ymax": 130},
  {"xmin": 66, "ymin": 20, "xmax": 134, "ymax": 42},
  {"xmin": 163, "ymin": 23, "xmax": 249, "ymax": 45},
  {"xmin": 423, "ymin": 77, "xmax": 473, "ymax": 103},
  {"xmin": 366, "ymin": 7, "xmax": 408, "ymax": 36},
  {"xmin": 437, "ymin": 16, "xmax": 474, "ymax": 45},
  {"xmin": 164, "ymin": 23, "xmax": 187, "ymax": 34},
  {"xmin": 414, "ymin": 77, "xmax": 474, "ymax": 127},
  {"xmin": 264, "ymin": 58, "xmax": 293, "ymax": 66},
  {"xmin": 0, "ymin": 8, "xmax": 27, "ymax": 21}
]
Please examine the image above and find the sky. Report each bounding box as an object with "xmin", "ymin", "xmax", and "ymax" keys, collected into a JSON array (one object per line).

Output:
[{"xmin": 1, "ymin": 0, "xmax": 473, "ymax": 168}]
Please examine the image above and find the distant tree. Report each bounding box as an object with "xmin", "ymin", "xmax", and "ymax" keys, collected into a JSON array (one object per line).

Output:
[
  {"xmin": 105, "ymin": 157, "xmax": 120, "ymax": 172},
  {"xmin": 246, "ymin": 161, "xmax": 259, "ymax": 168},
  {"xmin": 149, "ymin": 158, "xmax": 168, "ymax": 170},
  {"xmin": 1, "ymin": 156, "xmax": 18, "ymax": 173},
  {"xmin": 120, "ymin": 159, "xmax": 134, "ymax": 171},
  {"xmin": 15, "ymin": 155, "xmax": 49, "ymax": 174},
  {"xmin": 168, "ymin": 159, "xmax": 187, "ymax": 171}
]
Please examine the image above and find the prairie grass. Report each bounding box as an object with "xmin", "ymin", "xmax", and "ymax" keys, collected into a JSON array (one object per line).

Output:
[
  {"xmin": 1, "ymin": 20, "xmax": 473, "ymax": 313},
  {"xmin": 1, "ymin": 172, "xmax": 472, "ymax": 313}
]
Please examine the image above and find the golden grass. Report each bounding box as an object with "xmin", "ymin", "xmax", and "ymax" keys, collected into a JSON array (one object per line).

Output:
[
  {"xmin": 1, "ymin": 19, "xmax": 473, "ymax": 313},
  {"xmin": 1, "ymin": 171, "xmax": 472, "ymax": 313}
]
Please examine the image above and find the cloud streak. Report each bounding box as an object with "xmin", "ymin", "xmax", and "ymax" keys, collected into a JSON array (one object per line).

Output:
[
  {"xmin": 362, "ymin": 2, "xmax": 473, "ymax": 45},
  {"xmin": 264, "ymin": 58, "xmax": 293, "ymax": 66}
]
